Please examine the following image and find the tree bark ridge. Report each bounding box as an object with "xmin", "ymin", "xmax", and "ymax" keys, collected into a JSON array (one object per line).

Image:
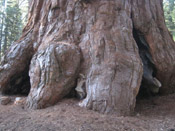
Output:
[{"xmin": 0, "ymin": 0, "xmax": 174, "ymax": 116}]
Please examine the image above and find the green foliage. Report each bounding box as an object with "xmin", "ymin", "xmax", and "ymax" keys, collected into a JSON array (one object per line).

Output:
[
  {"xmin": 163, "ymin": 0, "xmax": 175, "ymax": 40},
  {"xmin": 5, "ymin": 0, "xmax": 23, "ymax": 49},
  {"xmin": 0, "ymin": 0, "xmax": 28, "ymax": 59}
]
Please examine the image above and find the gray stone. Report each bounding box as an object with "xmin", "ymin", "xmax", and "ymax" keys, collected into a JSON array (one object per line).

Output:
[{"xmin": 0, "ymin": 96, "xmax": 11, "ymax": 105}]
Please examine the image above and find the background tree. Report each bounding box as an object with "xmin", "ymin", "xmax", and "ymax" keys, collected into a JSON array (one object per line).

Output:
[
  {"xmin": 0, "ymin": 0, "xmax": 28, "ymax": 59},
  {"xmin": 4, "ymin": 0, "xmax": 22, "ymax": 52},
  {"xmin": 0, "ymin": 0, "xmax": 6, "ymax": 59},
  {"xmin": 164, "ymin": 0, "xmax": 175, "ymax": 40}
]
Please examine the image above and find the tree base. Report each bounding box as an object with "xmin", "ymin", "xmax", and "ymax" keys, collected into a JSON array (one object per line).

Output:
[{"xmin": 0, "ymin": 0, "xmax": 174, "ymax": 116}]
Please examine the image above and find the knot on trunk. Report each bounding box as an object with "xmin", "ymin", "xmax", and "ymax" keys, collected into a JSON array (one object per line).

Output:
[{"xmin": 26, "ymin": 42, "xmax": 81, "ymax": 109}]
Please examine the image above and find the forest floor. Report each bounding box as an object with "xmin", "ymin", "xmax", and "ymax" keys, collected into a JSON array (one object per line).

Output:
[{"xmin": 0, "ymin": 94, "xmax": 175, "ymax": 131}]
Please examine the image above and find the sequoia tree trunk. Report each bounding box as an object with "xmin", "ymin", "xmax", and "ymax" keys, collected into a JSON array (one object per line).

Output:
[{"xmin": 0, "ymin": 0, "xmax": 174, "ymax": 115}]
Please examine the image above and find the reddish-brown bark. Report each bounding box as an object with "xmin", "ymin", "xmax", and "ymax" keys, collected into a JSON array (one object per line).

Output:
[{"xmin": 0, "ymin": 0, "xmax": 174, "ymax": 116}]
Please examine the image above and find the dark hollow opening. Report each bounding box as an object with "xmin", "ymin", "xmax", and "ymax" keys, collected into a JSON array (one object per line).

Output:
[
  {"xmin": 2, "ymin": 66, "xmax": 31, "ymax": 96},
  {"xmin": 133, "ymin": 28, "xmax": 161, "ymax": 99}
]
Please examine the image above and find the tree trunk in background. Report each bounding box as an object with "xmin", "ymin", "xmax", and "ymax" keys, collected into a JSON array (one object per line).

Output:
[
  {"xmin": 0, "ymin": 19, "xmax": 3, "ymax": 59},
  {"xmin": 3, "ymin": 26, "xmax": 7, "ymax": 54},
  {"xmin": 0, "ymin": 0, "xmax": 174, "ymax": 116}
]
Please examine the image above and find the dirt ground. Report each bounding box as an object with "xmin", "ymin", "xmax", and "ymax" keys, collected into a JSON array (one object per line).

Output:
[{"xmin": 0, "ymin": 94, "xmax": 175, "ymax": 131}]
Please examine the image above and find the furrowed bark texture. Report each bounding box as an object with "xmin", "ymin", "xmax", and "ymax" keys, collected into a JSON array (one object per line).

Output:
[
  {"xmin": 0, "ymin": 0, "xmax": 174, "ymax": 115},
  {"xmin": 0, "ymin": 34, "xmax": 34, "ymax": 95},
  {"xmin": 26, "ymin": 42, "xmax": 81, "ymax": 109},
  {"xmin": 132, "ymin": 0, "xmax": 175, "ymax": 93}
]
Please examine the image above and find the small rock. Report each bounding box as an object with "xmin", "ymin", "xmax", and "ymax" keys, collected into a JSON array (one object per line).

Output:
[
  {"xmin": 14, "ymin": 97, "xmax": 25, "ymax": 105},
  {"xmin": 136, "ymin": 113, "xmax": 140, "ymax": 117},
  {"xmin": 0, "ymin": 96, "xmax": 11, "ymax": 105}
]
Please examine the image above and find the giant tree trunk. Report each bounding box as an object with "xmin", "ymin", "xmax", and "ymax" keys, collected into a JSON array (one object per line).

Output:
[{"xmin": 0, "ymin": 0, "xmax": 174, "ymax": 115}]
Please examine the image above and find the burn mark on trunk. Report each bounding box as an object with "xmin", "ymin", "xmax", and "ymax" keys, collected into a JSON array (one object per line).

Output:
[{"xmin": 133, "ymin": 28, "xmax": 161, "ymax": 98}]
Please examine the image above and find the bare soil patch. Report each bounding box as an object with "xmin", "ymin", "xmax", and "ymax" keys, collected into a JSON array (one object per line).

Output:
[{"xmin": 0, "ymin": 94, "xmax": 175, "ymax": 131}]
